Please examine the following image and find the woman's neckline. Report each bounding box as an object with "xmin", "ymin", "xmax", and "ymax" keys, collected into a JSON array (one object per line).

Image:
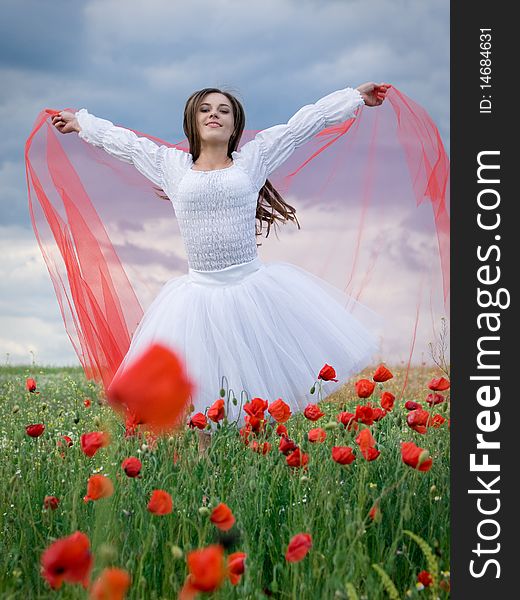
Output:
[{"xmin": 190, "ymin": 162, "xmax": 235, "ymax": 173}]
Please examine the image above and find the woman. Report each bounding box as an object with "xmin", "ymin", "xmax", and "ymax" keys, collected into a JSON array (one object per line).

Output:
[{"xmin": 51, "ymin": 82, "xmax": 390, "ymax": 426}]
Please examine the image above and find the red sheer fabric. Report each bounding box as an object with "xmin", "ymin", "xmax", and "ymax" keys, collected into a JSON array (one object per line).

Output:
[{"xmin": 25, "ymin": 86, "xmax": 449, "ymax": 392}]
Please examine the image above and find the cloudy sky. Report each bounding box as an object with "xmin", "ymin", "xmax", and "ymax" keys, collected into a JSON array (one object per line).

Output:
[{"xmin": 1, "ymin": 0, "xmax": 449, "ymax": 368}]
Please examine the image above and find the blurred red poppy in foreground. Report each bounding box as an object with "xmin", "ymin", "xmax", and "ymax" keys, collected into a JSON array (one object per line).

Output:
[
  {"xmin": 303, "ymin": 404, "xmax": 325, "ymax": 421},
  {"xmin": 90, "ymin": 567, "xmax": 131, "ymax": 600},
  {"xmin": 401, "ymin": 442, "xmax": 433, "ymax": 472},
  {"xmin": 121, "ymin": 456, "xmax": 142, "ymax": 478},
  {"xmin": 227, "ymin": 552, "xmax": 247, "ymax": 585},
  {"xmin": 147, "ymin": 489, "xmax": 173, "ymax": 515},
  {"xmin": 372, "ymin": 364, "xmax": 393, "ymax": 382},
  {"xmin": 26, "ymin": 377, "xmax": 37, "ymax": 392},
  {"xmin": 26, "ymin": 423, "xmax": 45, "ymax": 437},
  {"xmin": 179, "ymin": 544, "xmax": 226, "ymax": 599},
  {"xmin": 318, "ymin": 363, "xmax": 338, "ymax": 381},
  {"xmin": 83, "ymin": 475, "xmax": 114, "ymax": 503},
  {"xmin": 285, "ymin": 533, "xmax": 313, "ymax": 562},
  {"xmin": 210, "ymin": 502, "xmax": 236, "ymax": 531},
  {"xmin": 80, "ymin": 431, "xmax": 111, "ymax": 457},
  {"xmin": 40, "ymin": 531, "xmax": 93, "ymax": 590},
  {"xmin": 43, "ymin": 495, "xmax": 60, "ymax": 510},
  {"xmin": 428, "ymin": 376, "xmax": 450, "ymax": 391},
  {"xmin": 107, "ymin": 343, "xmax": 194, "ymax": 435}
]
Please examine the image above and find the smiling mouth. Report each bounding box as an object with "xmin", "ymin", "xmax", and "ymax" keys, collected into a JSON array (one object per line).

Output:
[{"xmin": 206, "ymin": 123, "xmax": 222, "ymax": 127}]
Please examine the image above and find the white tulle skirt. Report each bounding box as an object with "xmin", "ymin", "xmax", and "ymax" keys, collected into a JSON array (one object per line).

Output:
[{"xmin": 112, "ymin": 256, "xmax": 383, "ymax": 426}]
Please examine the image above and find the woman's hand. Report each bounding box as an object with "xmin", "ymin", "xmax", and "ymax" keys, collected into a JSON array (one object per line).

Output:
[
  {"xmin": 355, "ymin": 82, "xmax": 392, "ymax": 107},
  {"xmin": 51, "ymin": 111, "xmax": 81, "ymax": 134}
]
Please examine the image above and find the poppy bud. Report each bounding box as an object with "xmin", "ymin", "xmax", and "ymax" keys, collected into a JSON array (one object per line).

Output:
[
  {"xmin": 93, "ymin": 416, "xmax": 101, "ymax": 428},
  {"xmin": 170, "ymin": 545, "xmax": 183, "ymax": 559},
  {"xmin": 324, "ymin": 421, "xmax": 339, "ymax": 430},
  {"xmin": 232, "ymin": 397, "xmax": 238, "ymax": 405},
  {"xmin": 219, "ymin": 388, "xmax": 226, "ymax": 397},
  {"xmin": 12, "ymin": 405, "xmax": 20, "ymax": 414},
  {"xmin": 198, "ymin": 506, "xmax": 210, "ymax": 517},
  {"xmin": 73, "ymin": 415, "xmax": 80, "ymax": 424},
  {"xmin": 310, "ymin": 385, "xmax": 316, "ymax": 394}
]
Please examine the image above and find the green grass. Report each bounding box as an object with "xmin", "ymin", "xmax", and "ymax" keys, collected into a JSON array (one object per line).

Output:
[{"xmin": 0, "ymin": 364, "xmax": 450, "ymax": 599}]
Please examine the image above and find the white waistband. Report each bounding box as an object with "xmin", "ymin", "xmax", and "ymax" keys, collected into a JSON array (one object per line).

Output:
[{"xmin": 188, "ymin": 256, "xmax": 264, "ymax": 286}]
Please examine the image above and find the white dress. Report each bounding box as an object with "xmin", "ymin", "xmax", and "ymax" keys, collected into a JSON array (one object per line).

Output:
[{"xmin": 75, "ymin": 87, "xmax": 382, "ymax": 425}]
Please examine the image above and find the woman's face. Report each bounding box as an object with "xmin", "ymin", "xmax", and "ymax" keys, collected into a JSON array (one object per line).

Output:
[{"xmin": 196, "ymin": 92, "xmax": 234, "ymax": 146}]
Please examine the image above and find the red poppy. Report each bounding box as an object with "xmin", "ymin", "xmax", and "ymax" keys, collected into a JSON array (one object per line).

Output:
[
  {"xmin": 303, "ymin": 403, "xmax": 325, "ymax": 422},
  {"xmin": 336, "ymin": 412, "xmax": 358, "ymax": 431},
  {"xmin": 401, "ymin": 441, "xmax": 433, "ymax": 472},
  {"xmin": 57, "ymin": 435, "xmax": 73, "ymax": 447},
  {"xmin": 372, "ymin": 364, "xmax": 393, "ymax": 382},
  {"xmin": 318, "ymin": 364, "xmax": 338, "ymax": 382},
  {"xmin": 428, "ymin": 376, "xmax": 450, "ymax": 391},
  {"xmin": 276, "ymin": 424, "xmax": 288, "ymax": 437},
  {"xmin": 121, "ymin": 456, "xmax": 142, "ymax": 478},
  {"xmin": 40, "ymin": 531, "xmax": 93, "ymax": 590},
  {"xmin": 426, "ymin": 392, "xmax": 445, "ymax": 406},
  {"xmin": 417, "ymin": 570, "xmax": 433, "ymax": 587},
  {"xmin": 355, "ymin": 379, "xmax": 376, "ymax": 398},
  {"xmin": 285, "ymin": 533, "xmax": 312, "ymax": 562},
  {"xmin": 244, "ymin": 414, "xmax": 265, "ymax": 433},
  {"xmin": 251, "ymin": 441, "xmax": 272, "ymax": 455},
  {"xmin": 268, "ymin": 398, "xmax": 292, "ymax": 423},
  {"xmin": 331, "ymin": 446, "xmax": 356, "ymax": 465},
  {"xmin": 380, "ymin": 391, "xmax": 395, "ymax": 411},
  {"xmin": 107, "ymin": 343, "xmax": 194, "ymax": 435},
  {"xmin": 308, "ymin": 428, "xmax": 327, "ymax": 443},
  {"xmin": 227, "ymin": 552, "xmax": 247, "ymax": 586},
  {"xmin": 404, "ymin": 400, "xmax": 422, "ymax": 411},
  {"xmin": 83, "ymin": 475, "xmax": 114, "ymax": 503},
  {"xmin": 371, "ymin": 407, "xmax": 386, "ymax": 422},
  {"xmin": 355, "ymin": 404, "xmax": 374, "ymax": 426},
  {"xmin": 279, "ymin": 436, "xmax": 298, "ymax": 455},
  {"xmin": 80, "ymin": 431, "xmax": 110, "ymax": 458},
  {"xmin": 355, "ymin": 429, "xmax": 381, "ymax": 461},
  {"xmin": 188, "ymin": 412, "xmax": 208, "ymax": 430},
  {"xmin": 26, "ymin": 377, "xmax": 37, "ymax": 392},
  {"xmin": 244, "ymin": 397, "xmax": 268, "ymax": 418},
  {"xmin": 207, "ymin": 399, "xmax": 225, "ymax": 423},
  {"xmin": 239, "ymin": 425, "xmax": 252, "ymax": 446},
  {"xmin": 83, "ymin": 398, "xmax": 91, "ymax": 408},
  {"xmin": 147, "ymin": 489, "xmax": 173, "ymax": 515},
  {"xmin": 210, "ymin": 502, "xmax": 236, "ymax": 531},
  {"xmin": 43, "ymin": 495, "xmax": 60, "ymax": 510},
  {"xmin": 369, "ymin": 502, "xmax": 380, "ymax": 521},
  {"xmin": 286, "ymin": 448, "xmax": 309, "ymax": 468},
  {"xmin": 26, "ymin": 423, "xmax": 45, "ymax": 437},
  {"xmin": 430, "ymin": 414, "xmax": 446, "ymax": 428},
  {"xmin": 406, "ymin": 409, "xmax": 430, "ymax": 434},
  {"xmin": 90, "ymin": 567, "xmax": 131, "ymax": 600},
  {"xmin": 179, "ymin": 544, "xmax": 226, "ymax": 599}
]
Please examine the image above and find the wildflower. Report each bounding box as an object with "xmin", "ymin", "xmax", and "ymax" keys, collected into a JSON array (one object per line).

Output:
[
  {"xmin": 286, "ymin": 448, "xmax": 309, "ymax": 468},
  {"xmin": 355, "ymin": 379, "xmax": 376, "ymax": 398},
  {"xmin": 251, "ymin": 441, "xmax": 271, "ymax": 455},
  {"xmin": 239, "ymin": 425, "xmax": 252, "ymax": 446},
  {"xmin": 107, "ymin": 343, "xmax": 194, "ymax": 435},
  {"xmin": 369, "ymin": 502, "xmax": 381, "ymax": 522},
  {"xmin": 43, "ymin": 496, "xmax": 60, "ymax": 510},
  {"xmin": 401, "ymin": 441, "xmax": 433, "ymax": 472},
  {"xmin": 308, "ymin": 428, "xmax": 327, "ymax": 443},
  {"xmin": 58, "ymin": 435, "xmax": 73, "ymax": 448},
  {"xmin": 371, "ymin": 407, "xmax": 386, "ymax": 422},
  {"xmin": 26, "ymin": 423, "xmax": 45, "ymax": 437},
  {"xmin": 40, "ymin": 531, "xmax": 93, "ymax": 590},
  {"xmin": 380, "ymin": 391, "xmax": 395, "ymax": 411},
  {"xmin": 331, "ymin": 446, "xmax": 356, "ymax": 465},
  {"xmin": 428, "ymin": 376, "xmax": 450, "ymax": 391},
  {"xmin": 406, "ymin": 409, "xmax": 430, "ymax": 434},
  {"xmin": 83, "ymin": 475, "xmax": 114, "ymax": 503},
  {"xmin": 426, "ymin": 392, "xmax": 445, "ymax": 406},
  {"xmin": 80, "ymin": 431, "xmax": 110, "ymax": 457},
  {"xmin": 275, "ymin": 424, "xmax": 288, "ymax": 436},
  {"xmin": 207, "ymin": 399, "xmax": 225, "ymax": 423},
  {"xmin": 26, "ymin": 377, "xmax": 37, "ymax": 392},
  {"xmin": 83, "ymin": 398, "xmax": 91, "ymax": 408},
  {"xmin": 268, "ymin": 398, "xmax": 292, "ymax": 423},
  {"xmin": 279, "ymin": 436, "xmax": 298, "ymax": 455},
  {"xmin": 417, "ymin": 570, "xmax": 433, "ymax": 587},
  {"xmin": 318, "ymin": 364, "xmax": 338, "ymax": 382},
  {"xmin": 179, "ymin": 545, "xmax": 226, "ymax": 599},
  {"xmin": 121, "ymin": 457, "xmax": 142, "ymax": 478},
  {"xmin": 355, "ymin": 404, "xmax": 374, "ymax": 426},
  {"xmin": 244, "ymin": 397, "xmax": 268, "ymax": 418},
  {"xmin": 303, "ymin": 403, "xmax": 325, "ymax": 422},
  {"xmin": 147, "ymin": 489, "xmax": 173, "ymax": 515},
  {"xmin": 430, "ymin": 414, "xmax": 446, "ymax": 428},
  {"xmin": 404, "ymin": 400, "xmax": 422, "ymax": 411},
  {"xmin": 336, "ymin": 412, "xmax": 358, "ymax": 431},
  {"xmin": 285, "ymin": 533, "xmax": 312, "ymax": 562},
  {"xmin": 372, "ymin": 364, "xmax": 393, "ymax": 382},
  {"xmin": 210, "ymin": 503, "xmax": 235, "ymax": 531},
  {"xmin": 227, "ymin": 552, "xmax": 247, "ymax": 585},
  {"xmin": 188, "ymin": 413, "xmax": 207, "ymax": 430},
  {"xmin": 90, "ymin": 568, "xmax": 131, "ymax": 600},
  {"xmin": 244, "ymin": 413, "xmax": 265, "ymax": 433}
]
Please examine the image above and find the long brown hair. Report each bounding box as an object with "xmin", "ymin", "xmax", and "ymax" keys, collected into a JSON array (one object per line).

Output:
[{"xmin": 155, "ymin": 87, "xmax": 300, "ymax": 242}]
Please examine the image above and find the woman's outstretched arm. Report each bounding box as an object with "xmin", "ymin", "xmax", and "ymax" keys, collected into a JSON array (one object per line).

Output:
[
  {"xmin": 233, "ymin": 82, "xmax": 390, "ymax": 191},
  {"xmin": 51, "ymin": 109, "xmax": 190, "ymax": 189}
]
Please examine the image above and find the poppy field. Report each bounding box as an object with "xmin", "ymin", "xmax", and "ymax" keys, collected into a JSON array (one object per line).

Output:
[{"xmin": 0, "ymin": 349, "xmax": 450, "ymax": 599}]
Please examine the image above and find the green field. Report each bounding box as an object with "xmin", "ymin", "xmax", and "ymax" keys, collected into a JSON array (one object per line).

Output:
[{"xmin": 0, "ymin": 362, "xmax": 450, "ymax": 599}]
